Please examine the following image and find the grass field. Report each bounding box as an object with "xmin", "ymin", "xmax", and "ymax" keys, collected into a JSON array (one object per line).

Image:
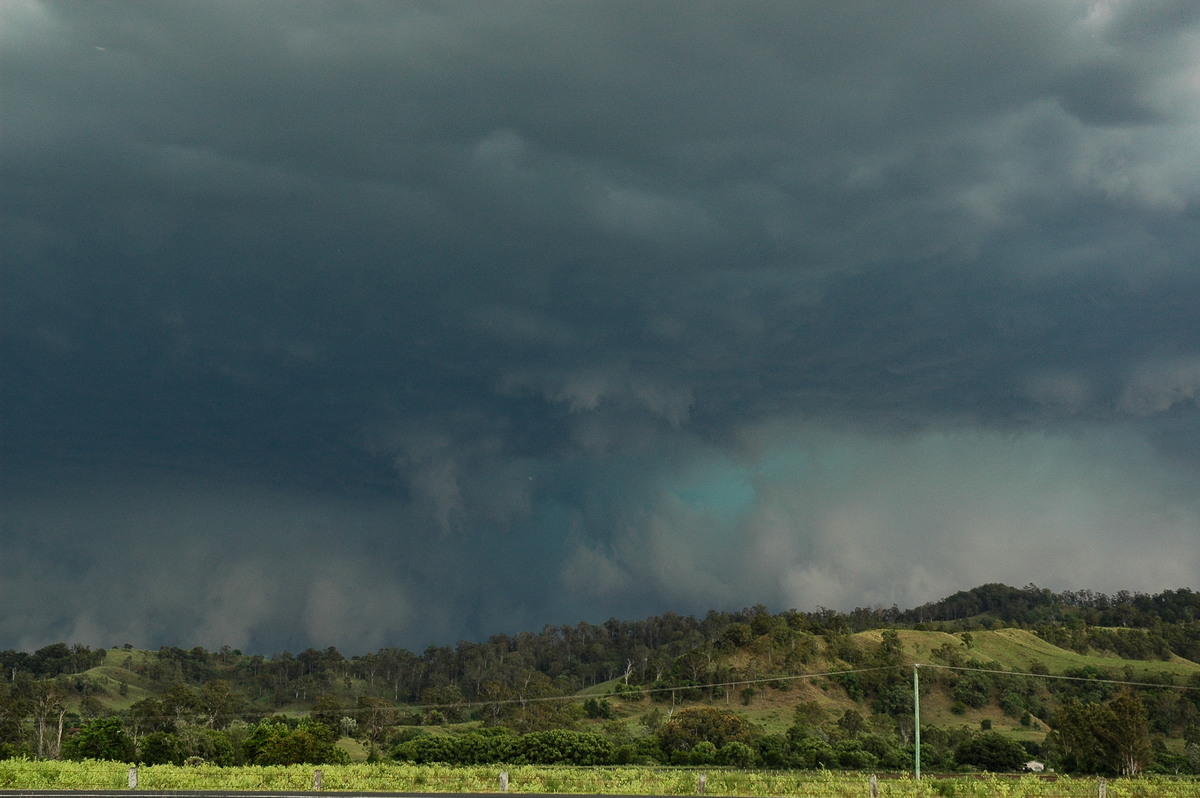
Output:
[
  {"xmin": 0, "ymin": 759, "xmax": 1196, "ymax": 798},
  {"xmin": 855, "ymin": 628, "xmax": 1200, "ymax": 680}
]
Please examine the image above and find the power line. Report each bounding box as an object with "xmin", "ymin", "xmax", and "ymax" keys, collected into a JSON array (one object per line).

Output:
[{"xmin": 915, "ymin": 662, "xmax": 1200, "ymax": 692}]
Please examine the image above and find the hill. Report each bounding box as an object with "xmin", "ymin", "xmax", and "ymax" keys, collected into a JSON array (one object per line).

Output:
[{"xmin": 2, "ymin": 583, "xmax": 1199, "ymax": 773}]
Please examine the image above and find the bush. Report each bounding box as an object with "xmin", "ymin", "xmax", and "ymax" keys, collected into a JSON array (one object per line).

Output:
[
  {"xmin": 689, "ymin": 740, "xmax": 716, "ymax": 765},
  {"xmin": 717, "ymin": 740, "xmax": 756, "ymax": 767},
  {"xmin": 392, "ymin": 734, "xmax": 462, "ymax": 764},
  {"xmin": 658, "ymin": 707, "xmax": 755, "ymax": 754},
  {"xmin": 514, "ymin": 730, "xmax": 614, "ymax": 765},
  {"xmin": 954, "ymin": 731, "xmax": 1027, "ymax": 772},
  {"xmin": 793, "ymin": 737, "xmax": 836, "ymax": 768},
  {"xmin": 139, "ymin": 732, "xmax": 184, "ymax": 765},
  {"xmin": 241, "ymin": 720, "xmax": 348, "ymax": 765},
  {"xmin": 63, "ymin": 717, "xmax": 134, "ymax": 762}
]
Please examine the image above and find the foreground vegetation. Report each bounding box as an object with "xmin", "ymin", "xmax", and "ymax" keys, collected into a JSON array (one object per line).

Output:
[
  {"xmin": 2, "ymin": 584, "xmax": 1199, "ymax": 779},
  {"xmin": 1, "ymin": 759, "xmax": 1198, "ymax": 798}
]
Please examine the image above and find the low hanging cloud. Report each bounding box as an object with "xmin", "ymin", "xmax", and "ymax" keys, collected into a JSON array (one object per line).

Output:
[
  {"xmin": 1120, "ymin": 358, "xmax": 1200, "ymax": 416},
  {"xmin": 553, "ymin": 424, "xmax": 1200, "ymax": 625}
]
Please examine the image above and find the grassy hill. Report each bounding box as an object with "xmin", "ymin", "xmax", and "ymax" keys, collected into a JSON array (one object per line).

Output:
[
  {"xmin": 544, "ymin": 626, "xmax": 1200, "ymax": 763},
  {"xmin": 899, "ymin": 627, "xmax": 1200, "ymax": 678},
  {"xmin": 677, "ymin": 627, "xmax": 1200, "ymax": 750},
  {"xmin": 70, "ymin": 629, "xmax": 1199, "ymax": 733},
  {"xmin": 10, "ymin": 595, "xmax": 1193, "ymax": 769}
]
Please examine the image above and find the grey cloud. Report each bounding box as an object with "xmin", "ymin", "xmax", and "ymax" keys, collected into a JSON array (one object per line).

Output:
[
  {"xmin": 1120, "ymin": 358, "xmax": 1200, "ymax": 416},
  {"xmin": 4, "ymin": 1, "xmax": 1200, "ymax": 651}
]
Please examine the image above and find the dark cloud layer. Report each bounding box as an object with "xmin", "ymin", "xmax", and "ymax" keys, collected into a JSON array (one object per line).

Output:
[{"xmin": 3, "ymin": 1, "xmax": 1200, "ymax": 653}]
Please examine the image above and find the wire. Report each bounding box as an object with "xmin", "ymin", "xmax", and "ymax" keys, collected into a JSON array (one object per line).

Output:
[{"xmin": 914, "ymin": 662, "xmax": 1200, "ymax": 692}]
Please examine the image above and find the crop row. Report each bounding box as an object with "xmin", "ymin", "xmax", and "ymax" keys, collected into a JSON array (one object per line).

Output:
[{"xmin": 0, "ymin": 759, "xmax": 1197, "ymax": 797}]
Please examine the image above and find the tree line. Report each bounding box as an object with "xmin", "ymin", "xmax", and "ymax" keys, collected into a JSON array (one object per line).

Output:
[
  {"xmin": 2, "ymin": 584, "xmax": 1200, "ymax": 774},
  {"xmin": 19, "ymin": 680, "xmax": 1195, "ymax": 776}
]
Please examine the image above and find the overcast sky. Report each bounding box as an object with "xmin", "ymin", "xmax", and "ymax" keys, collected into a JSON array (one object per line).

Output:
[{"xmin": 4, "ymin": 0, "xmax": 1200, "ymax": 655}]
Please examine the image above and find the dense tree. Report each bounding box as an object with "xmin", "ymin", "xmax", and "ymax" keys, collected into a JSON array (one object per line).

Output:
[
  {"xmin": 658, "ymin": 707, "xmax": 755, "ymax": 755},
  {"xmin": 198, "ymin": 679, "xmax": 245, "ymax": 728},
  {"xmin": 1040, "ymin": 689, "xmax": 1153, "ymax": 775},
  {"xmin": 138, "ymin": 731, "xmax": 184, "ymax": 765},
  {"xmin": 954, "ymin": 730, "xmax": 1027, "ymax": 772},
  {"xmin": 514, "ymin": 729, "xmax": 614, "ymax": 765},
  {"xmin": 1101, "ymin": 689, "xmax": 1152, "ymax": 776},
  {"xmin": 310, "ymin": 693, "xmax": 345, "ymax": 729},
  {"xmin": 241, "ymin": 718, "xmax": 348, "ymax": 765},
  {"xmin": 1045, "ymin": 697, "xmax": 1108, "ymax": 773},
  {"xmin": 393, "ymin": 733, "xmax": 467, "ymax": 764},
  {"xmin": 0, "ymin": 684, "xmax": 29, "ymax": 757},
  {"xmin": 62, "ymin": 716, "xmax": 134, "ymax": 762},
  {"xmin": 479, "ymin": 671, "xmax": 576, "ymax": 733},
  {"xmin": 420, "ymin": 684, "xmax": 466, "ymax": 723}
]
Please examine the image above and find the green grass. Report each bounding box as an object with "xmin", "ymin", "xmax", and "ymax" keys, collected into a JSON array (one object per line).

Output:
[
  {"xmin": 575, "ymin": 678, "xmax": 625, "ymax": 697},
  {"xmin": 1, "ymin": 760, "xmax": 1197, "ymax": 797},
  {"xmin": 951, "ymin": 629, "xmax": 1200, "ymax": 677},
  {"xmin": 851, "ymin": 628, "xmax": 1200, "ymax": 681}
]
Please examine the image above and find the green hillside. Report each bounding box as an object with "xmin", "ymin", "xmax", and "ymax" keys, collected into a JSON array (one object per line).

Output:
[
  {"xmin": 860, "ymin": 627, "xmax": 1200, "ymax": 679},
  {"xmin": 4, "ymin": 584, "xmax": 1200, "ymax": 774}
]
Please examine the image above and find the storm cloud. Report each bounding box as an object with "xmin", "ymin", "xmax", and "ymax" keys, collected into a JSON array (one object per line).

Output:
[{"xmin": 3, "ymin": 0, "xmax": 1200, "ymax": 653}]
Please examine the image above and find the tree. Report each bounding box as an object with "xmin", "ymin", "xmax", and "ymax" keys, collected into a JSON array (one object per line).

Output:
[
  {"xmin": 954, "ymin": 731, "xmax": 1026, "ymax": 772},
  {"xmin": 658, "ymin": 707, "xmax": 755, "ymax": 755},
  {"xmin": 355, "ymin": 696, "xmax": 397, "ymax": 746},
  {"xmin": 420, "ymin": 684, "xmax": 466, "ymax": 723},
  {"xmin": 0, "ymin": 684, "xmax": 29, "ymax": 757},
  {"xmin": 198, "ymin": 680, "xmax": 244, "ymax": 729},
  {"xmin": 138, "ymin": 731, "xmax": 183, "ymax": 765},
  {"xmin": 241, "ymin": 719, "xmax": 348, "ymax": 765},
  {"xmin": 1101, "ymin": 689, "xmax": 1152, "ymax": 776},
  {"xmin": 583, "ymin": 697, "xmax": 614, "ymax": 719},
  {"xmin": 951, "ymin": 670, "xmax": 993, "ymax": 709},
  {"xmin": 179, "ymin": 726, "xmax": 237, "ymax": 765},
  {"xmin": 28, "ymin": 681, "xmax": 67, "ymax": 759},
  {"xmin": 1045, "ymin": 698, "xmax": 1104, "ymax": 773},
  {"xmin": 479, "ymin": 671, "xmax": 575, "ymax": 733},
  {"xmin": 1046, "ymin": 691, "xmax": 1152, "ymax": 775},
  {"xmin": 393, "ymin": 733, "xmax": 466, "ymax": 764},
  {"xmin": 310, "ymin": 693, "xmax": 345, "ymax": 729},
  {"xmin": 158, "ymin": 683, "xmax": 201, "ymax": 729},
  {"xmin": 717, "ymin": 740, "xmax": 756, "ymax": 767},
  {"xmin": 835, "ymin": 709, "xmax": 866, "ymax": 739},
  {"xmin": 127, "ymin": 698, "xmax": 166, "ymax": 738},
  {"xmin": 63, "ymin": 716, "xmax": 135, "ymax": 762},
  {"xmin": 514, "ymin": 729, "xmax": 615, "ymax": 765}
]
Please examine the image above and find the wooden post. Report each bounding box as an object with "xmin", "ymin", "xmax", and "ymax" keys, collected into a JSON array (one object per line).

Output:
[
  {"xmin": 698, "ymin": 774, "xmax": 706, "ymax": 795},
  {"xmin": 1098, "ymin": 778, "xmax": 1106, "ymax": 798},
  {"xmin": 499, "ymin": 771, "xmax": 509, "ymax": 792},
  {"xmin": 313, "ymin": 769, "xmax": 323, "ymax": 790},
  {"xmin": 868, "ymin": 774, "xmax": 878, "ymax": 798},
  {"xmin": 128, "ymin": 767, "xmax": 138, "ymax": 789}
]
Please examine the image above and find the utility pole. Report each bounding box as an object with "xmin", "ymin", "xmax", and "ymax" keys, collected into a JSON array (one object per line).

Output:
[{"xmin": 913, "ymin": 664, "xmax": 921, "ymax": 781}]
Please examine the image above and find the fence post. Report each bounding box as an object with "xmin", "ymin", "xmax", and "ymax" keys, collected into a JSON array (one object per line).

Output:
[
  {"xmin": 869, "ymin": 774, "xmax": 878, "ymax": 798},
  {"xmin": 499, "ymin": 771, "xmax": 509, "ymax": 792},
  {"xmin": 1098, "ymin": 778, "xmax": 1106, "ymax": 798},
  {"xmin": 127, "ymin": 767, "xmax": 137, "ymax": 789},
  {"xmin": 313, "ymin": 769, "xmax": 323, "ymax": 790},
  {"xmin": 698, "ymin": 774, "xmax": 706, "ymax": 795}
]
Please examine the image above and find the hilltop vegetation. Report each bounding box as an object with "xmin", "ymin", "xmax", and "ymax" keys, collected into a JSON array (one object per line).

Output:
[{"xmin": 1, "ymin": 583, "xmax": 1199, "ymax": 776}]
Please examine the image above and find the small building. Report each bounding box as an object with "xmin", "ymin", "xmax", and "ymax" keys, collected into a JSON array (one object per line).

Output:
[{"xmin": 1024, "ymin": 760, "xmax": 1045, "ymax": 773}]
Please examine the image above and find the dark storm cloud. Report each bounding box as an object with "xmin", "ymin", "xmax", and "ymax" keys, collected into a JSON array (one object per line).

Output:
[{"xmin": 3, "ymin": 1, "xmax": 1200, "ymax": 652}]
